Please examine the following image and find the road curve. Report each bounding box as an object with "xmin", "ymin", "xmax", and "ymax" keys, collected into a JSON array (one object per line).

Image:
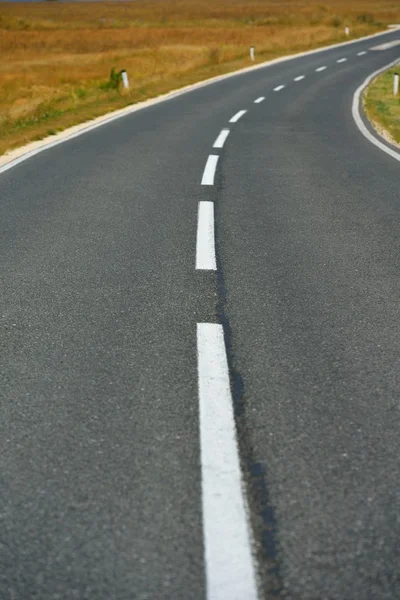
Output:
[{"xmin": 1, "ymin": 29, "xmax": 400, "ymax": 600}]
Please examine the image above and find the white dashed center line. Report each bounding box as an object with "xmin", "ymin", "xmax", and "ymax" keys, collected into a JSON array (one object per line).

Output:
[
  {"xmin": 201, "ymin": 154, "xmax": 219, "ymax": 186},
  {"xmin": 213, "ymin": 129, "xmax": 230, "ymax": 149},
  {"xmin": 316, "ymin": 66, "xmax": 327, "ymax": 72},
  {"xmin": 196, "ymin": 202, "xmax": 216, "ymax": 270},
  {"xmin": 197, "ymin": 323, "xmax": 259, "ymax": 600},
  {"xmin": 294, "ymin": 75, "xmax": 305, "ymax": 81},
  {"xmin": 254, "ymin": 96, "xmax": 265, "ymax": 104},
  {"xmin": 229, "ymin": 110, "xmax": 247, "ymax": 123},
  {"xmin": 357, "ymin": 51, "xmax": 367, "ymax": 56},
  {"xmin": 337, "ymin": 58, "xmax": 347, "ymax": 63},
  {"xmin": 273, "ymin": 85, "xmax": 285, "ymax": 91}
]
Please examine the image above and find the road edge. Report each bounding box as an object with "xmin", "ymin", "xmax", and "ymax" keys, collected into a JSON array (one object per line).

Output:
[
  {"xmin": 352, "ymin": 57, "xmax": 400, "ymax": 163},
  {"xmin": 0, "ymin": 27, "xmax": 398, "ymax": 176}
]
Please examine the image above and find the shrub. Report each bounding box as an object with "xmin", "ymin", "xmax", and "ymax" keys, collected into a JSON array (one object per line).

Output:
[
  {"xmin": 208, "ymin": 48, "xmax": 220, "ymax": 64},
  {"xmin": 100, "ymin": 68, "xmax": 123, "ymax": 91},
  {"xmin": 356, "ymin": 13, "xmax": 375, "ymax": 24}
]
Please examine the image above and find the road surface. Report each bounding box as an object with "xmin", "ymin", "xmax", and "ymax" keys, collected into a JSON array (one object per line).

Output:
[{"xmin": 1, "ymin": 29, "xmax": 400, "ymax": 600}]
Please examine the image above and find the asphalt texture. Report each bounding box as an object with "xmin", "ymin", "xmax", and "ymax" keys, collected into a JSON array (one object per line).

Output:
[{"xmin": 1, "ymin": 30, "xmax": 400, "ymax": 600}]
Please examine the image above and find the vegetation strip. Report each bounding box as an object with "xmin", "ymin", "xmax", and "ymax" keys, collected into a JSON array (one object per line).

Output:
[{"xmin": 363, "ymin": 67, "xmax": 400, "ymax": 146}]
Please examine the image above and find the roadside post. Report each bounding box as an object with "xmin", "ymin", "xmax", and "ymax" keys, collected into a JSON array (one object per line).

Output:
[
  {"xmin": 121, "ymin": 70, "xmax": 130, "ymax": 89},
  {"xmin": 345, "ymin": 26, "xmax": 350, "ymax": 36},
  {"xmin": 250, "ymin": 46, "xmax": 255, "ymax": 61},
  {"xmin": 394, "ymin": 73, "xmax": 399, "ymax": 96}
]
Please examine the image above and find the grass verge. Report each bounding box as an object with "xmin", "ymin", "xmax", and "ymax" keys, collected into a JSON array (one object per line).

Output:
[
  {"xmin": 363, "ymin": 66, "xmax": 400, "ymax": 145},
  {"xmin": 1, "ymin": 0, "xmax": 399, "ymax": 157}
]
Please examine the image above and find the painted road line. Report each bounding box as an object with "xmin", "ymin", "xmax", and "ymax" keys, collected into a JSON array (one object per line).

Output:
[
  {"xmin": 229, "ymin": 110, "xmax": 247, "ymax": 123},
  {"xmin": 196, "ymin": 202, "xmax": 216, "ymax": 270},
  {"xmin": 294, "ymin": 75, "xmax": 305, "ymax": 81},
  {"xmin": 357, "ymin": 51, "xmax": 367, "ymax": 56},
  {"xmin": 254, "ymin": 96, "xmax": 265, "ymax": 104},
  {"xmin": 197, "ymin": 323, "xmax": 259, "ymax": 600},
  {"xmin": 352, "ymin": 56, "xmax": 400, "ymax": 165},
  {"xmin": 337, "ymin": 58, "xmax": 347, "ymax": 63},
  {"xmin": 201, "ymin": 154, "xmax": 219, "ymax": 186},
  {"xmin": 213, "ymin": 129, "xmax": 230, "ymax": 149},
  {"xmin": 371, "ymin": 40, "xmax": 400, "ymax": 51},
  {"xmin": 273, "ymin": 85, "xmax": 285, "ymax": 91},
  {"xmin": 316, "ymin": 66, "xmax": 327, "ymax": 72}
]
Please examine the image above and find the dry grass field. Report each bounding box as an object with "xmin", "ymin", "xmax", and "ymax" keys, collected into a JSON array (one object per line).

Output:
[{"xmin": 1, "ymin": 0, "xmax": 400, "ymax": 156}]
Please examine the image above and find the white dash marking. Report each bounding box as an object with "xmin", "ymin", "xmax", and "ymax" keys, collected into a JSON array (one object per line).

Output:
[
  {"xmin": 273, "ymin": 85, "xmax": 285, "ymax": 91},
  {"xmin": 294, "ymin": 75, "xmax": 305, "ymax": 81},
  {"xmin": 337, "ymin": 57, "xmax": 347, "ymax": 63},
  {"xmin": 229, "ymin": 110, "xmax": 247, "ymax": 123},
  {"xmin": 197, "ymin": 323, "xmax": 259, "ymax": 600},
  {"xmin": 254, "ymin": 96, "xmax": 265, "ymax": 104},
  {"xmin": 213, "ymin": 129, "xmax": 230, "ymax": 149},
  {"xmin": 357, "ymin": 51, "xmax": 367, "ymax": 56},
  {"xmin": 201, "ymin": 154, "xmax": 219, "ymax": 186},
  {"xmin": 196, "ymin": 202, "xmax": 216, "ymax": 270},
  {"xmin": 316, "ymin": 66, "xmax": 327, "ymax": 72}
]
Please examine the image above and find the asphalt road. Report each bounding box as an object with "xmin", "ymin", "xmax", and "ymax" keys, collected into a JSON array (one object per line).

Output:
[{"xmin": 1, "ymin": 29, "xmax": 400, "ymax": 600}]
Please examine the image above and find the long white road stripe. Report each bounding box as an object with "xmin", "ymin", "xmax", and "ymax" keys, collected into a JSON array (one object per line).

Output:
[
  {"xmin": 197, "ymin": 323, "xmax": 259, "ymax": 600},
  {"xmin": 196, "ymin": 202, "xmax": 216, "ymax": 270},
  {"xmin": 273, "ymin": 85, "xmax": 285, "ymax": 91},
  {"xmin": 213, "ymin": 129, "xmax": 230, "ymax": 149},
  {"xmin": 315, "ymin": 66, "xmax": 327, "ymax": 72},
  {"xmin": 337, "ymin": 57, "xmax": 347, "ymax": 63},
  {"xmin": 254, "ymin": 96, "xmax": 265, "ymax": 103},
  {"xmin": 294, "ymin": 75, "xmax": 305, "ymax": 81},
  {"xmin": 201, "ymin": 154, "xmax": 219, "ymax": 185},
  {"xmin": 357, "ymin": 51, "xmax": 367, "ymax": 56},
  {"xmin": 371, "ymin": 40, "xmax": 400, "ymax": 50},
  {"xmin": 229, "ymin": 110, "xmax": 247, "ymax": 123}
]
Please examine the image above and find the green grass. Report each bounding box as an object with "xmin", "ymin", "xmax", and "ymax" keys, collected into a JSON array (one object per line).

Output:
[{"xmin": 363, "ymin": 67, "xmax": 400, "ymax": 144}]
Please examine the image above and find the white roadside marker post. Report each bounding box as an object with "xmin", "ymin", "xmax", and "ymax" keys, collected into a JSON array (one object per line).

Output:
[
  {"xmin": 121, "ymin": 70, "xmax": 129, "ymax": 89},
  {"xmin": 250, "ymin": 46, "xmax": 255, "ymax": 61},
  {"xmin": 345, "ymin": 26, "xmax": 350, "ymax": 36},
  {"xmin": 394, "ymin": 73, "xmax": 399, "ymax": 96}
]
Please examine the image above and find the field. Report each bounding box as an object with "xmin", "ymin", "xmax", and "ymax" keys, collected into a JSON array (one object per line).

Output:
[
  {"xmin": 1, "ymin": 0, "xmax": 400, "ymax": 156},
  {"xmin": 363, "ymin": 67, "xmax": 400, "ymax": 145}
]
